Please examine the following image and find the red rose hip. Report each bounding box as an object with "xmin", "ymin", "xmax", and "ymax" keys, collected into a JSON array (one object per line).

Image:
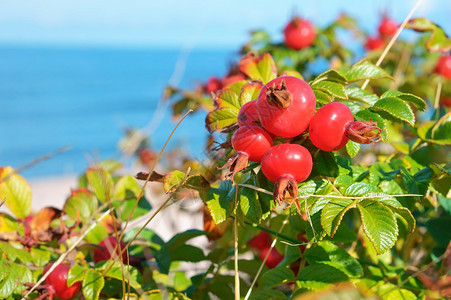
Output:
[
  {"xmin": 94, "ymin": 236, "xmax": 128, "ymax": 263},
  {"xmin": 257, "ymin": 76, "xmax": 316, "ymax": 138},
  {"xmin": 378, "ymin": 17, "xmax": 398, "ymax": 37},
  {"xmin": 221, "ymin": 125, "xmax": 273, "ymax": 179},
  {"xmin": 435, "ymin": 55, "xmax": 451, "ymax": 79},
  {"xmin": 44, "ymin": 264, "xmax": 81, "ymax": 300},
  {"xmin": 309, "ymin": 102, "xmax": 382, "ymax": 152},
  {"xmin": 261, "ymin": 144, "xmax": 313, "ymax": 214},
  {"xmin": 283, "ymin": 17, "xmax": 316, "ymax": 50},
  {"xmin": 365, "ymin": 36, "xmax": 384, "ymax": 51},
  {"xmin": 238, "ymin": 100, "xmax": 260, "ymax": 127}
]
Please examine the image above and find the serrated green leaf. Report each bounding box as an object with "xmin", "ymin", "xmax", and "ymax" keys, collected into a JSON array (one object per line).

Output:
[
  {"xmin": 384, "ymin": 204, "xmax": 415, "ymax": 233},
  {"xmin": 344, "ymin": 182, "xmax": 379, "ymax": 197},
  {"xmin": 82, "ymin": 269, "xmax": 104, "ymax": 300},
  {"xmin": 259, "ymin": 266, "xmax": 295, "ymax": 288},
  {"xmin": 239, "ymin": 82, "xmax": 263, "ymax": 105},
  {"xmin": 381, "ymin": 91, "xmax": 427, "ymax": 111},
  {"xmin": 311, "ymin": 69, "xmax": 347, "ymax": 85},
  {"xmin": 355, "ymin": 109, "xmax": 388, "ymax": 142},
  {"xmin": 86, "ymin": 168, "xmax": 114, "ymax": 203},
  {"xmin": 313, "ymin": 89, "xmax": 333, "ymax": 104},
  {"xmin": 101, "ymin": 261, "xmax": 142, "ymax": 290},
  {"xmin": 297, "ymin": 263, "xmax": 349, "ymax": 290},
  {"xmin": 0, "ymin": 166, "xmax": 31, "ymax": 219},
  {"xmin": 205, "ymin": 107, "xmax": 239, "ymax": 133},
  {"xmin": 374, "ymin": 283, "xmax": 417, "ymax": 300},
  {"xmin": 312, "ymin": 81, "xmax": 348, "ymax": 100},
  {"xmin": 321, "ymin": 197, "xmax": 354, "ymax": 237},
  {"xmin": 357, "ymin": 200, "xmax": 398, "ymax": 254},
  {"xmin": 64, "ymin": 188, "xmax": 98, "ymax": 220},
  {"xmin": 68, "ymin": 264, "xmax": 86, "ymax": 287},
  {"xmin": 239, "ymin": 186, "xmax": 262, "ymax": 224},
  {"xmin": 304, "ymin": 241, "xmax": 363, "ymax": 277},
  {"xmin": 205, "ymin": 180, "xmax": 234, "ymax": 224},
  {"xmin": 30, "ymin": 248, "xmax": 51, "ymax": 267},
  {"xmin": 239, "ymin": 53, "xmax": 277, "ymax": 84},
  {"xmin": 371, "ymin": 97, "xmax": 415, "ymax": 126},
  {"xmin": 0, "ymin": 262, "xmax": 32, "ymax": 298},
  {"xmin": 345, "ymin": 59, "xmax": 391, "ymax": 82},
  {"xmin": 345, "ymin": 140, "xmax": 360, "ymax": 158},
  {"xmin": 346, "ymin": 87, "xmax": 379, "ymax": 105}
]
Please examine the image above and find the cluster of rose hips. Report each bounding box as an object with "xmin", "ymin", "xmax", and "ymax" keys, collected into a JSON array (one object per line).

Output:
[
  {"xmin": 204, "ymin": 73, "xmax": 247, "ymax": 94},
  {"xmin": 41, "ymin": 237, "xmax": 127, "ymax": 299},
  {"xmin": 222, "ymin": 76, "xmax": 381, "ymax": 213},
  {"xmin": 365, "ymin": 15, "xmax": 398, "ymax": 51}
]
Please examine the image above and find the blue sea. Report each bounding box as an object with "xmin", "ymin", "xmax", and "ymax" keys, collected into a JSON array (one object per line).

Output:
[{"xmin": 0, "ymin": 45, "xmax": 236, "ymax": 178}]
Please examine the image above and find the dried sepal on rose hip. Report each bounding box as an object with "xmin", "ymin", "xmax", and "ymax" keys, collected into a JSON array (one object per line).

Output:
[
  {"xmin": 309, "ymin": 102, "xmax": 382, "ymax": 152},
  {"xmin": 220, "ymin": 125, "xmax": 273, "ymax": 179},
  {"xmin": 261, "ymin": 144, "xmax": 313, "ymax": 215},
  {"xmin": 257, "ymin": 76, "xmax": 316, "ymax": 138}
]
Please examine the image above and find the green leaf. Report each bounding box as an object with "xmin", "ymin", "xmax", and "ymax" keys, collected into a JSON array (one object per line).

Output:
[
  {"xmin": 248, "ymin": 289, "xmax": 286, "ymax": 300},
  {"xmin": 0, "ymin": 262, "xmax": 32, "ymax": 298},
  {"xmin": 113, "ymin": 175, "xmax": 141, "ymax": 200},
  {"xmin": 239, "ymin": 53, "xmax": 277, "ymax": 84},
  {"xmin": 313, "ymin": 89, "xmax": 333, "ymax": 105},
  {"xmin": 345, "ymin": 140, "xmax": 360, "ymax": 158},
  {"xmin": 311, "ymin": 69, "xmax": 347, "ymax": 85},
  {"xmin": 86, "ymin": 168, "xmax": 114, "ymax": 203},
  {"xmin": 344, "ymin": 182, "xmax": 379, "ymax": 197},
  {"xmin": 94, "ymin": 160, "xmax": 123, "ymax": 174},
  {"xmin": 357, "ymin": 200, "xmax": 398, "ymax": 254},
  {"xmin": 169, "ymin": 244, "xmax": 206, "ymax": 262},
  {"xmin": 355, "ymin": 109, "xmax": 388, "ymax": 142},
  {"xmin": 384, "ymin": 204, "xmax": 416, "ymax": 233},
  {"xmin": 64, "ymin": 188, "xmax": 98, "ymax": 220},
  {"xmin": 205, "ymin": 180, "xmax": 235, "ymax": 224},
  {"xmin": 371, "ymin": 97, "xmax": 415, "ymax": 126},
  {"xmin": 346, "ymin": 87, "xmax": 379, "ymax": 105},
  {"xmin": 345, "ymin": 59, "xmax": 391, "ymax": 82},
  {"xmin": 259, "ymin": 266, "xmax": 295, "ymax": 288},
  {"xmin": 205, "ymin": 88, "xmax": 240, "ymax": 132},
  {"xmin": 30, "ymin": 248, "xmax": 51, "ymax": 267},
  {"xmin": 426, "ymin": 216, "xmax": 451, "ymax": 248},
  {"xmin": 68, "ymin": 264, "xmax": 86, "ymax": 287},
  {"xmin": 166, "ymin": 229, "xmax": 207, "ymax": 252},
  {"xmin": 0, "ymin": 241, "xmax": 31, "ymax": 264},
  {"xmin": 101, "ymin": 261, "xmax": 143, "ymax": 290},
  {"xmin": 304, "ymin": 241, "xmax": 363, "ymax": 277},
  {"xmin": 321, "ymin": 197, "xmax": 354, "ymax": 238},
  {"xmin": 239, "ymin": 82, "xmax": 263, "ymax": 105},
  {"xmin": 239, "ymin": 186, "xmax": 262, "ymax": 224},
  {"xmin": 380, "ymin": 91, "xmax": 427, "ymax": 111},
  {"xmin": 82, "ymin": 269, "xmax": 105, "ymax": 300},
  {"xmin": 313, "ymin": 151, "xmax": 339, "ymax": 177},
  {"xmin": 0, "ymin": 166, "xmax": 31, "ymax": 219},
  {"xmin": 374, "ymin": 283, "xmax": 417, "ymax": 300},
  {"xmin": 297, "ymin": 263, "xmax": 349, "ymax": 290},
  {"xmin": 312, "ymin": 81, "xmax": 348, "ymax": 100},
  {"xmin": 406, "ymin": 18, "xmax": 451, "ymax": 52},
  {"xmin": 0, "ymin": 213, "xmax": 19, "ymax": 232}
]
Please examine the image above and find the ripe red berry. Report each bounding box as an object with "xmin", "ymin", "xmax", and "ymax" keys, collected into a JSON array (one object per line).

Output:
[
  {"xmin": 261, "ymin": 144, "xmax": 313, "ymax": 213},
  {"xmin": 309, "ymin": 102, "xmax": 354, "ymax": 151},
  {"xmin": 365, "ymin": 36, "xmax": 384, "ymax": 51},
  {"xmin": 221, "ymin": 125, "xmax": 273, "ymax": 178},
  {"xmin": 204, "ymin": 76, "xmax": 223, "ymax": 94},
  {"xmin": 257, "ymin": 76, "xmax": 316, "ymax": 138},
  {"xmin": 238, "ymin": 100, "xmax": 260, "ymax": 127},
  {"xmin": 435, "ymin": 55, "xmax": 451, "ymax": 79},
  {"xmin": 309, "ymin": 102, "xmax": 382, "ymax": 151},
  {"xmin": 283, "ymin": 17, "xmax": 316, "ymax": 50},
  {"xmin": 378, "ymin": 17, "xmax": 398, "ymax": 37},
  {"xmin": 259, "ymin": 247, "xmax": 284, "ymax": 269},
  {"xmin": 248, "ymin": 230, "xmax": 272, "ymax": 250},
  {"xmin": 93, "ymin": 236, "xmax": 128, "ymax": 263},
  {"xmin": 44, "ymin": 264, "xmax": 81, "ymax": 300},
  {"xmin": 441, "ymin": 97, "xmax": 451, "ymax": 107}
]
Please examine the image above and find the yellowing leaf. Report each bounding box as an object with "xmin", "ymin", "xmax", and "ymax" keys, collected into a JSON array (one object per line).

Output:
[{"xmin": 0, "ymin": 167, "xmax": 31, "ymax": 219}]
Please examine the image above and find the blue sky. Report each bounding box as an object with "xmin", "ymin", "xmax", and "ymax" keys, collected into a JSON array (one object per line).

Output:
[{"xmin": 0, "ymin": 0, "xmax": 449, "ymax": 49}]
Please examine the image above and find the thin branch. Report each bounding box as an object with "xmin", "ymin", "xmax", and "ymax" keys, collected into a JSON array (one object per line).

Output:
[
  {"xmin": 361, "ymin": 0, "xmax": 423, "ymax": 90},
  {"xmin": 434, "ymin": 81, "xmax": 443, "ymax": 110},
  {"xmin": 234, "ymin": 187, "xmax": 240, "ymax": 300},
  {"xmin": 243, "ymin": 214, "xmax": 289, "ymax": 300}
]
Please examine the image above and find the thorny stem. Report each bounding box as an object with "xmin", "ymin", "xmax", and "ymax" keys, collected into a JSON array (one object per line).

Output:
[
  {"xmin": 361, "ymin": 0, "xmax": 423, "ymax": 90},
  {"xmin": 243, "ymin": 214, "xmax": 290, "ymax": 300}
]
